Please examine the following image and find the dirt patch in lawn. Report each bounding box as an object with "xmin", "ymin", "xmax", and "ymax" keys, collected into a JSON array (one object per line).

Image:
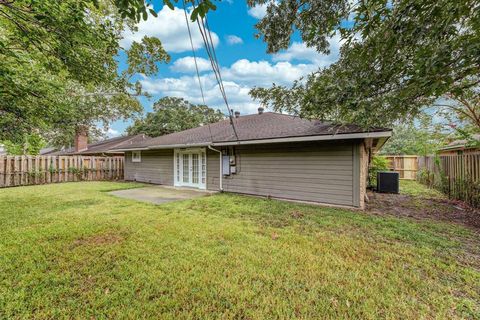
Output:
[
  {"xmin": 367, "ymin": 191, "xmax": 480, "ymax": 230},
  {"xmin": 71, "ymin": 232, "xmax": 125, "ymax": 248}
]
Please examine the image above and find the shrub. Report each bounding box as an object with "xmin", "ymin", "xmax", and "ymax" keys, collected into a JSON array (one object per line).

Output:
[{"xmin": 368, "ymin": 155, "xmax": 390, "ymax": 188}]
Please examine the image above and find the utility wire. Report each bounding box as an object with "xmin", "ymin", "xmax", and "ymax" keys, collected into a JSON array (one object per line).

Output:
[
  {"xmin": 182, "ymin": 0, "xmax": 214, "ymax": 142},
  {"xmin": 191, "ymin": 0, "xmax": 239, "ymax": 140}
]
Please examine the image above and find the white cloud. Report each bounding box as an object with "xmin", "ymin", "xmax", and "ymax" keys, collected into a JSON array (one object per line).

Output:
[
  {"xmin": 99, "ymin": 127, "xmax": 121, "ymax": 138},
  {"xmin": 139, "ymin": 57, "xmax": 317, "ymax": 115},
  {"xmin": 140, "ymin": 74, "xmax": 258, "ymax": 114},
  {"xmin": 120, "ymin": 6, "xmax": 219, "ymax": 53},
  {"xmin": 226, "ymin": 35, "xmax": 243, "ymax": 45},
  {"xmin": 247, "ymin": 3, "xmax": 269, "ymax": 19},
  {"xmin": 107, "ymin": 128, "xmax": 120, "ymax": 137},
  {"xmin": 170, "ymin": 56, "xmax": 211, "ymax": 73},
  {"xmin": 222, "ymin": 59, "xmax": 316, "ymax": 86},
  {"xmin": 272, "ymin": 34, "xmax": 342, "ymax": 67}
]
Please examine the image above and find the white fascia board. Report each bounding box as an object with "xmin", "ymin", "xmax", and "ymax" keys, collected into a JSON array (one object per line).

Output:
[
  {"xmin": 147, "ymin": 143, "xmax": 211, "ymax": 150},
  {"xmin": 212, "ymin": 131, "xmax": 392, "ymax": 146},
  {"xmin": 110, "ymin": 147, "xmax": 150, "ymax": 152}
]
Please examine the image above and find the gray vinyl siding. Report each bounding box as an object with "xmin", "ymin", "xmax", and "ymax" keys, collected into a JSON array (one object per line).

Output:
[
  {"xmin": 124, "ymin": 150, "xmax": 174, "ymax": 185},
  {"xmin": 206, "ymin": 148, "xmax": 221, "ymax": 190},
  {"xmin": 125, "ymin": 141, "xmax": 361, "ymax": 207},
  {"xmin": 208, "ymin": 141, "xmax": 360, "ymax": 207}
]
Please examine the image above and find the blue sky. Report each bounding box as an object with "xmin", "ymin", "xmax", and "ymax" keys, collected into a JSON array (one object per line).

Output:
[{"xmin": 108, "ymin": 0, "xmax": 341, "ymax": 137}]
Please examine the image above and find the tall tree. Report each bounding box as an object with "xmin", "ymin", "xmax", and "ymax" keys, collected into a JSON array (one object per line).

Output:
[
  {"xmin": 248, "ymin": 0, "xmax": 480, "ymax": 128},
  {"xmin": 127, "ymin": 97, "xmax": 225, "ymax": 137},
  {"xmin": 0, "ymin": 0, "xmax": 169, "ymax": 147},
  {"xmin": 379, "ymin": 117, "xmax": 450, "ymax": 156}
]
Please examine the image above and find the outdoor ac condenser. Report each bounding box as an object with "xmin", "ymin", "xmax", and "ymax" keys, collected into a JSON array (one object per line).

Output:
[{"xmin": 377, "ymin": 171, "xmax": 399, "ymax": 193}]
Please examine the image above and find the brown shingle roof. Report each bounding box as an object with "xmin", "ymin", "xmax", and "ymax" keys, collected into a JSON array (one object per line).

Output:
[
  {"xmin": 114, "ymin": 112, "xmax": 390, "ymax": 150},
  {"xmin": 42, "ymin": 134, "xmax": 149, "ymax": 155}
]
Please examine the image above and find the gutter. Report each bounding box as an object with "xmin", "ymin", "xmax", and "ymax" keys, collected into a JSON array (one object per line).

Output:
[{"xmin": 207, "ymin": 145, "xmax": 223, "ymax": 192}]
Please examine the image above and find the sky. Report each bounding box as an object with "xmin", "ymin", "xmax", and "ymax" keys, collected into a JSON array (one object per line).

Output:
[{"xmin": 107, "ymin": 0, "xmax": 342, "ymax": 137}]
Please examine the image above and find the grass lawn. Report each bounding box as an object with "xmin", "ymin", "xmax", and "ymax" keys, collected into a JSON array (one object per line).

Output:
[{"xmin": 0, "ymin": 182, "xmax": 479, "ymax": 319}]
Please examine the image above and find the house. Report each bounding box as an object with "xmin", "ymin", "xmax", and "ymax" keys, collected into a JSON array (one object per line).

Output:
[
  {"xmin": 113, "ymin": 109, "xmax": 392, "ymax": 208},
  {"xmin": 438, "ymin": 134, "xmax": 480, "ymax": 155},
  {"xmin": 42, "ymin": 133, "xmax": 149, "ymax": 156}
]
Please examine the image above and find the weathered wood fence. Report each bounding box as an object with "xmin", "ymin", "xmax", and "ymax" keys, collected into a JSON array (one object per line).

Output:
[
  {"xmin": 417, "ymin": 153, "xmax": 480, "ymax": 207},
  {"xmin": 384, "ymin": 155, "xmax": 418, "ymax": 180},
  {"xmin": 0, "ymin": 156, "xmax": 124, "ymax": 188}
]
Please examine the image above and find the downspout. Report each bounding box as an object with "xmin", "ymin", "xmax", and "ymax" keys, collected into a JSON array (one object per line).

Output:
[{"xmin": 208, "ymin": 145, "xmax": 223, "ymax": 192}]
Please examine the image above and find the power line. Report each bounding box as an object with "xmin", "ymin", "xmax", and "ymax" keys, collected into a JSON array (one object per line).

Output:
[
  {"xmin": 191, "ymin": 0, "xmax": 239, "ymax": 140},
  {"xmin": 182, "ymin": 1, "xmax": 213, "ymax": 142}
]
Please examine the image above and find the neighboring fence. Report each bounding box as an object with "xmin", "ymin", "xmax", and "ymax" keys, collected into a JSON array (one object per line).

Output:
[
  {"xmin": 384, "ymin": 155, "xmax": 418, "ymax": 180},
  {"xmin": 417, "ymin": 153, "xmax": 480, "ymax": 207},
  {"xmin": 0, "ymin": 156, "xmax": 124, "ymax": 188}
]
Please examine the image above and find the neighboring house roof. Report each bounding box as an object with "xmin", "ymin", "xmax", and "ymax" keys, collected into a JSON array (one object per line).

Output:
[
  {"xmin": 42, "ymin": 134, "xmax": 149, "ymax": 156},
  {"xmin": 114, "ymin": 112, "xmax": 392, "ymax": 151},
  {"xmin": 438, "ymin": 134, "xmax": 480, "ymax": 151}
]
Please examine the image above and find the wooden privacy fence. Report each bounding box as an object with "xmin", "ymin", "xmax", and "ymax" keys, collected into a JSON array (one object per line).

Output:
[
  {"xmin": 417, "ymin": 153, "xmax": 480, "ymax": 207},
  {"xmin": 0, "ymin": 156, "xmax": 124, "ymax": 188},
  {"xmin": 384, "ymin": 155, "xmax": 418, "ymax": 180}
]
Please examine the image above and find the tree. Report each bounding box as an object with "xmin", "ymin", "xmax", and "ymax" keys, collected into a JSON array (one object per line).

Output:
[
  {"xmin": 379, "ymin": 117, "xmax": 450, "ymax": 156},
  {"xmin": 0, "ymin": 0, "xmax": 169, "ymax": 147},
  {"xmin": 248, "ymin": 0, "xmax": 480, "ymax": 128},
  {"xmin": 127, "ymin": 97, "xmax": 225, "ymax": 137},
  {"xmin": 435, "ymin": 86, "xmax": 480, "ymax": 132}
]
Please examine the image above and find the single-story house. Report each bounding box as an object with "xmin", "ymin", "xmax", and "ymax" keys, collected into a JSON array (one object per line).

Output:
[
  {"xmin": 113, "ymin": 109, "xmax": 392, "ymax": 209},
  {"xmin": 42, "ymin": 134, "xmax": 149, "ymax": 156},
  {"xmin": 438, "ymin": 134, "xmax": 480, "ymax": 155}
]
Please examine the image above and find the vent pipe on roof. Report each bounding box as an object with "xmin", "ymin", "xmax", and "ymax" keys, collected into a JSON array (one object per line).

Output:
[
  {"xmin": 234, "ymin": 111, "xmax": 240, "ymax": 118},
  {"xmin": 258, "ymin": 107, "xmax": 264, "ymax": 114}
]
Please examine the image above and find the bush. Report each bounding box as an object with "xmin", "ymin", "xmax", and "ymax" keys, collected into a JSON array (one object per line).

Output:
[{"xmin": 368, "ymin": 155, "xmax": 390, "ymax": 188}]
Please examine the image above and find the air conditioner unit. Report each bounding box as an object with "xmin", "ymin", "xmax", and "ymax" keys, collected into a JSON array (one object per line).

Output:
[{"xmin": 377, "ymin": 171, "xmax": 399, "ymax": 193}]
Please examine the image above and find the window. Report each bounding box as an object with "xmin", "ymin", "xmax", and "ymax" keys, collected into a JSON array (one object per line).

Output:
[{"xmin": 132, "ymin": 151, "xmax": 141, "ymax": 162}]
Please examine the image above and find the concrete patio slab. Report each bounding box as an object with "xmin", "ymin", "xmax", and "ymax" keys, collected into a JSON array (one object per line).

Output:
[{"xmin": 109, "ymin": 185, "xmax": 215, "ymax": 204}]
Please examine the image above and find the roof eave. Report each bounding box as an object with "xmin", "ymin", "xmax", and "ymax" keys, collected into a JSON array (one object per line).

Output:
[
  {"xmin": 113, "ymin": 131, "xmax": 392, "ymax": 151},
  {"xmin": 212, "ymin": 131, "xmax": 392, "ymax": 146}
]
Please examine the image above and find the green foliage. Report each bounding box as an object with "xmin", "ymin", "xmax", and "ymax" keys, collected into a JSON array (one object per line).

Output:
[
  {"xmin": 417, "ymin": 156, "xmax": 480, "ymax": 208},
  {"xmin": 2, "ymin": 134, "xmax": 46, "ymax": 155},
  {"xmin": 380, "ymin": 117, "xmax": 450, "ymax": 156},
  {"xmin": 368, "ymin": 155, "xmax": 390, "ymax": 187},
  {"xmin": 0, "ymin": 182, "xmax": 478, "ymax": 318},
  {"xmin": 127, "ymin": 97, "xmax": 225, "ymax": 137},
  {"xmin": 0, "ymin": 0, "xmax": 169, "ymax": 147},
  {"xmin": 249, "ymin": 0, "xmax": 480, "ymax": 128},
  {"xmin": 114, "ymin": 0, "xmax": 216, "ymax": 22}
]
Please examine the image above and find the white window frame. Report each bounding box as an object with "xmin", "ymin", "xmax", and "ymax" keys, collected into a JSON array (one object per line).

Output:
[
  {"xmin": 173, "ymin": 148, "xmax": 206, "ymax": 190},
  {"xmin": 131, "ymin": 151, "xmax": 142, "ymax": 163}
]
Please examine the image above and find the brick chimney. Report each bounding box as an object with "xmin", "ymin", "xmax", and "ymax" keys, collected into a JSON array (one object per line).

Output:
[{"xmin": 74, "ymin": 126, "xmax": 88, "ymax": 152}]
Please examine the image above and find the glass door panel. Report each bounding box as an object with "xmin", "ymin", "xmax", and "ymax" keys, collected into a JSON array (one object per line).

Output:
[{"xmin": 182, "ymin": 154, "xmax": 189, "ymax": 183}]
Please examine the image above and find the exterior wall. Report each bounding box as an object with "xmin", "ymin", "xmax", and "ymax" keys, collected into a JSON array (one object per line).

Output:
[
  {"xmin": 124, "ymin": 150, "xmax": 174, "ymax": 185},
  {"xmin": 124, "ymin": 140, "xmax": 366, "ymax": 208},
  {"xmin": 207, "ymin": 148, "xmax": 221, "ymax": 190},
  {"xmin": 208, "ymin": 141, "xmax": 362, "ymax": 207}
]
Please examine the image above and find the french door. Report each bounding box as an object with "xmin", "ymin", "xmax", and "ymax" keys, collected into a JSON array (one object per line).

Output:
[{"xmin": 174, "ymin": 149, "xmax": 206, "ymax": 189}]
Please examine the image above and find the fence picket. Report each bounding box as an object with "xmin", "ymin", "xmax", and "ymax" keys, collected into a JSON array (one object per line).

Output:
[
  {"xmin": 418, "ymin": 153, "xmax": 480, "ymax": 208},
  {"xmin": 0, "ymin": 156, "xmax": 124, "ymax": 188}
]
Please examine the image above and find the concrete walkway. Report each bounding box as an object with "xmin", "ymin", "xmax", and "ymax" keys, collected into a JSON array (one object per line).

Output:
[{"xmin": 109, "ymin": 185, "xmax": 215, "ymax": 204}]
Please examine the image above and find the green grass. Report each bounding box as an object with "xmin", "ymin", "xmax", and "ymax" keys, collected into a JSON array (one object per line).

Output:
[
  {"xmin": 400, "ymin": 179, "xmax": 445, "ymax": 198},
  {"xmin": 0, "ymin": 182, "xmax": 478, "ymax": 319}
]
